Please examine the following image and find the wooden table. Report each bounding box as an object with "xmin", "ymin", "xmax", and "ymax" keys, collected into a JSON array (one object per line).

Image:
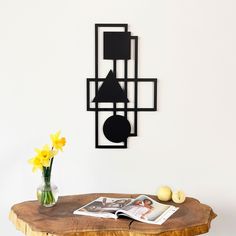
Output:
[{"xmin": 9, "ymin": 193, "xmax": 216, "ymax": 236}]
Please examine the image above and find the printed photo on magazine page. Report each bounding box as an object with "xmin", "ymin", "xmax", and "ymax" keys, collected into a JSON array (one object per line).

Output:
[
  {"xmin": 116, "ymin": 195, "xmax": 178, "ymax": 225},
  {"xmin": 73, "ymin": 197, "xmax": 132, "ymax": 218}
]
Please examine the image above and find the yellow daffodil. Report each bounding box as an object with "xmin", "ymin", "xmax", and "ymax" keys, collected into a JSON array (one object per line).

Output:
[
  {"xmin": 28, "ymin": 131, "xmax": 66, "ymax": 178},
  {"xmin": 28, "ymin": 155, "xmax": 43, "ymax": 172},
  {"xmin": 35, "ymin": 145, "xmax": 56, "ymax": 167},
  {"xmin": 50, "ymin": 131, "xmax": 66, "ymax": 151}
]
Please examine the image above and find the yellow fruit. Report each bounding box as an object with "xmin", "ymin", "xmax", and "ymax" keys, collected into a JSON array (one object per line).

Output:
[
  {"xmin": 172, "ymin": 190, "xmax": 186, "ymax": 204},
  {"xmin": 157, "ymin": 186, "xmax": 172, "ymax": 201}
]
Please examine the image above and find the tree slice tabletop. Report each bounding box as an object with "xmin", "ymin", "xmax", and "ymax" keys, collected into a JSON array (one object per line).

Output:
[{"xmin": 9, "ymin": 193, "xmax": 216, "ymax": 236}]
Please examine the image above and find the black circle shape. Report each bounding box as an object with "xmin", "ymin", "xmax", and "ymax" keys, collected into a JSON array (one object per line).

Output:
[{"xmin": 103, "ymin": 115, "xmax": 131, "ymax": 143}]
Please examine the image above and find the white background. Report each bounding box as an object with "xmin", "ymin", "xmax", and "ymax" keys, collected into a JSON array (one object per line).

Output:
[{"xmin": 0, "ymin": 0, "xmax": 236, "ymax": 235}]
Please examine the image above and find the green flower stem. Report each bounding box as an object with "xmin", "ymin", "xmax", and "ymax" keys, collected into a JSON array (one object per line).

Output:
[
  {"xmin": 39, "ymin": 158, "xmax": 55, "ymax": 206},
  {"xmin": 49, "ymin": 157, "xmax": 54, "ymax": 177}
]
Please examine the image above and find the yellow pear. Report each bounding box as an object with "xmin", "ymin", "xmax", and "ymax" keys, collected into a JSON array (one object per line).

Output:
[
  {"xmin": 172, "ymin": 190, "xmax": 186, "ymax": 204},
  {"xmin": 157, "ymin": 186, "xmax": 172, "ymax": 201}
]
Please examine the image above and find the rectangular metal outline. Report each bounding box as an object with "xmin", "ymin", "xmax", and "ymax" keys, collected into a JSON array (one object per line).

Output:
[
  {"xmin": 95, "ymin": 24, "xmax": 128, "ymax": 148},
  {"xmin": 87, "ymin": 78, "xmax": 157, "ymax": 112},
  {"xmin": 130, "ymin": 36, "xmax": 138, "ymax": 136}
]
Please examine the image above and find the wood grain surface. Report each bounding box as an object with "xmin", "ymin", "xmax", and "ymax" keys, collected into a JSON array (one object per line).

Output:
[{"xmin": 9, "ymin": 193, "xmax": 216, "ymax": 236}]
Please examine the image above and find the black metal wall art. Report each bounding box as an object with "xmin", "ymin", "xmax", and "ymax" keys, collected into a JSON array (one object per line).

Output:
[{"xmin": 87, "ymin": 23, "xmax": 157, "ymax": 148}]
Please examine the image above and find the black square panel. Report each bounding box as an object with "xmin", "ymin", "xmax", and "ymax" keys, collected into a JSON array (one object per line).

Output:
[{"xmin": 104, "ymin": 32, "xmax": 131, "ymax": 60}]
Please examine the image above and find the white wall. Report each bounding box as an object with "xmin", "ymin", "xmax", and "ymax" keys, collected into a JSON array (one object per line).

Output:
[{"xmin": 0, "ymin": 0, "xmax": 236, "ymax": 235}]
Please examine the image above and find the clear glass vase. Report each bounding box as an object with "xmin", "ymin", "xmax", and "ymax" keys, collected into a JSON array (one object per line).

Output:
[{"xmin": 37, "ymin": 176, "xmax": 58, "ymax": 207}]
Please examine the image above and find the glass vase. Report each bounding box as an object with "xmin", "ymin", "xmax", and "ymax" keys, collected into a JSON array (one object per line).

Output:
[{"xmin": 37, "ymin": 176, "xmax": 58, "ymax": 207}]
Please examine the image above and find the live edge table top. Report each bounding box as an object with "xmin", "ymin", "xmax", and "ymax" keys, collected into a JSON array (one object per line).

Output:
[{"xmin": 9, "ymin": 193, "xmax": 216, "ymax": 236}]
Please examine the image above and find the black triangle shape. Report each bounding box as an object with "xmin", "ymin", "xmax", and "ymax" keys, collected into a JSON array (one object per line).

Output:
[{"xmin": 93, "ymin": 70, "xmax": 129, "ymax": 103}]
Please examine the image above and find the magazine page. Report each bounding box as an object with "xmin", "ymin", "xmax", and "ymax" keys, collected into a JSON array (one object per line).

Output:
[
  {"xmin": 73, "ymin": 197, "xmax": 132, "ymax": 219},
  {"xmin": 115, "ymin": 195, "xmax": 179, "ymax": 225}
]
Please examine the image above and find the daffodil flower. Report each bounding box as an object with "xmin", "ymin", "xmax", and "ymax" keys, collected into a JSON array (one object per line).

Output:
[
  {"xmin": 28, "ymin": 155, "xmax": 43, "ymax": 172},
  {"xmin": 34, "ymin": 145, "xmax": 57, "ymax": 167},
  {"xmin": 50, "ymin": 131, "xmax": 66, "ymax": 151}
]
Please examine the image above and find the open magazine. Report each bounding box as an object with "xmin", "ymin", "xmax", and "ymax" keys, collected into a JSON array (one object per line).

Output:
[{"xmin": 73, "ymin": 195, "xmax": 178, "ymax": 225}]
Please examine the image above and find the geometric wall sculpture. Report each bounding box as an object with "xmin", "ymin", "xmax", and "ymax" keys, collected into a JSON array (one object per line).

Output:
[{"xmin": 87, "ymin": 23, "xmax": 157, "ymax": 148}]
